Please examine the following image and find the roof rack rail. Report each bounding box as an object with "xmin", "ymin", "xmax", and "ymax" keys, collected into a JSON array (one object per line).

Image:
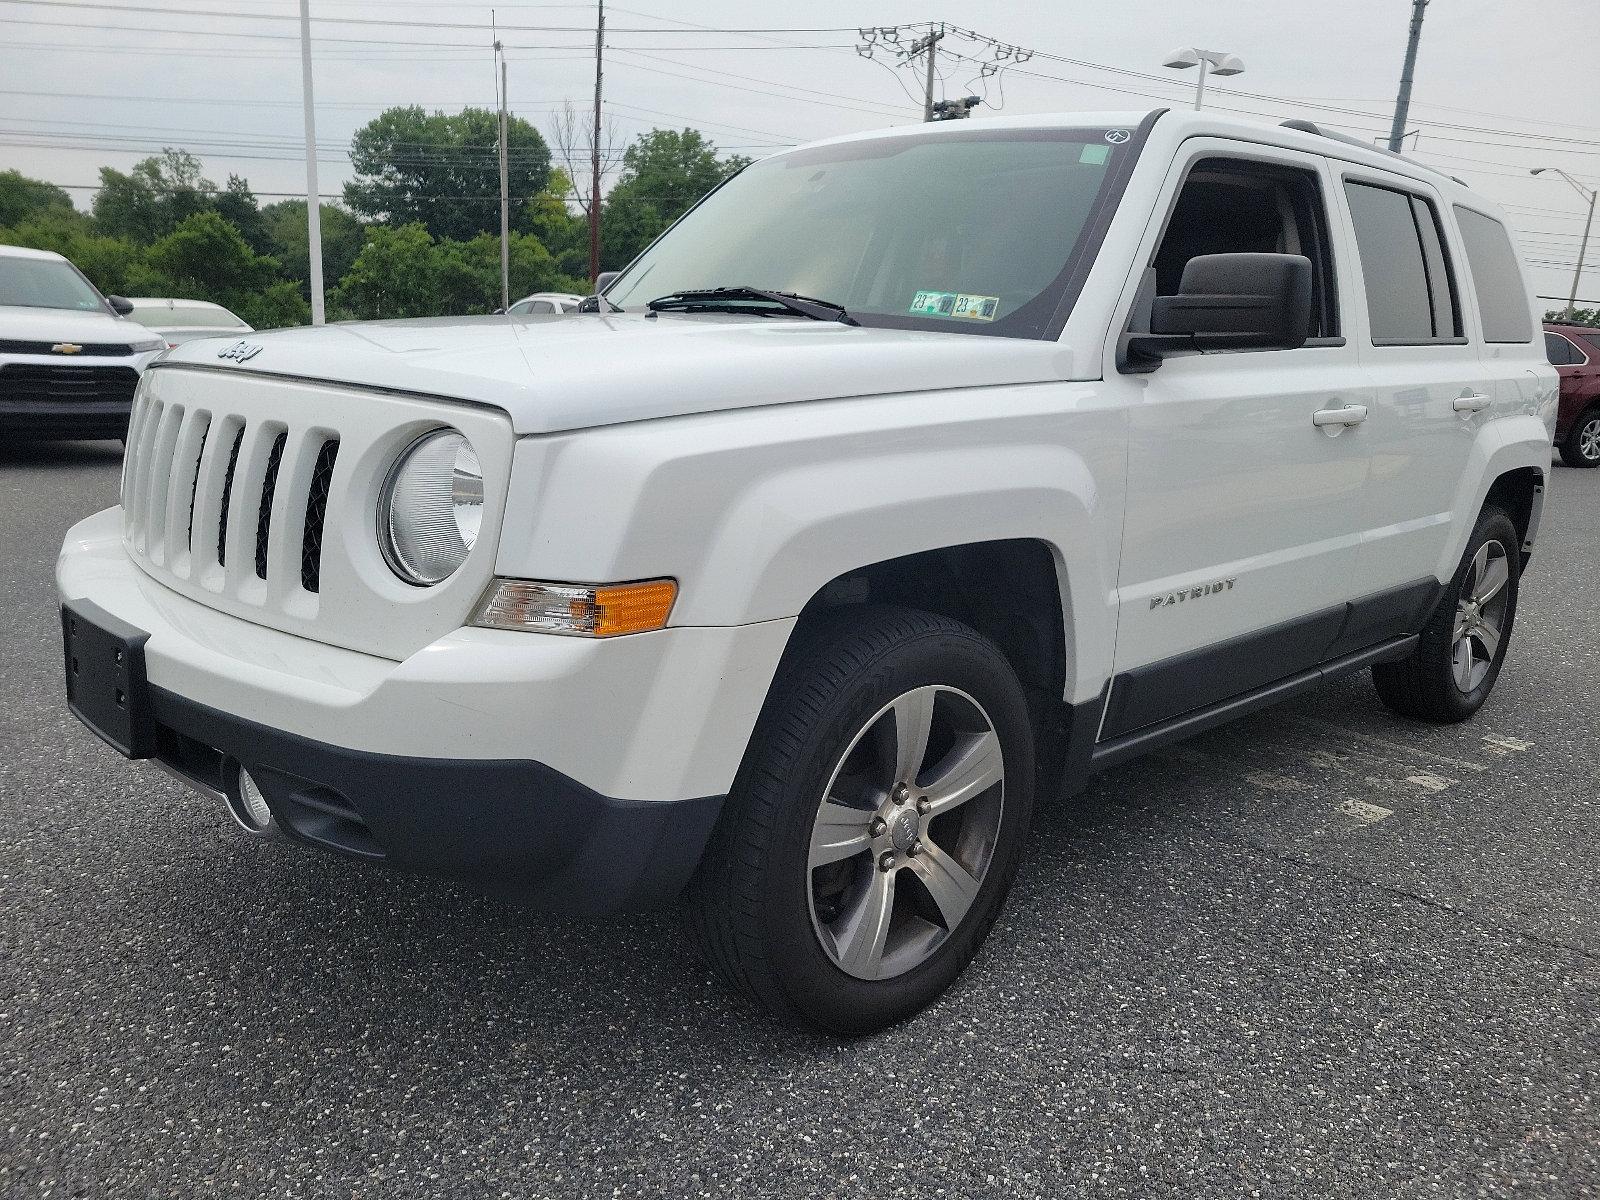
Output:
[{"xmin": 1279, "ymin": 120, "xmax": 1466, "ymax": 188}]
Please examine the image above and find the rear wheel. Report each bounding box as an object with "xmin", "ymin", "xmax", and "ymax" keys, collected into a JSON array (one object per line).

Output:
[
  {"xmin": 1559, "ymin": 407, "xmax": 1600, "ymax": 468},
  {"xmin": 1371, "ymin": 506, "xmax": 1519, "ymax": 723},
  {"xmin": 687, "ymin": 606, "xmax": 1034, "ymax": 1033}
]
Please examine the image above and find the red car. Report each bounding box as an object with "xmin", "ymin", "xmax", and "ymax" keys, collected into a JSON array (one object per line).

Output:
[{"xmin": 1545, "ymin": 323, "xmax": 1600, "ymax": 467}]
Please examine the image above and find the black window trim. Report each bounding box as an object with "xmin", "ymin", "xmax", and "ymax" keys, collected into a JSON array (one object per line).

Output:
[
  {"xmin": 1342, "ymin": 172, "xmax": 1469, "ymax": 348},
  {"xmin": 1130, "ymin": 145, "xmax": 1347, "ymax": 358}
]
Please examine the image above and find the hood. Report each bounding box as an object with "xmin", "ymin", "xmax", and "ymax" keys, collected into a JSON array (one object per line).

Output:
[
  {"xmin": 0, "ymin": 305, "xmax": 152, "ymax": 344},
  {"xmin": 153, "ymin": 313, "xmax": 1082, "ymax": 436}
]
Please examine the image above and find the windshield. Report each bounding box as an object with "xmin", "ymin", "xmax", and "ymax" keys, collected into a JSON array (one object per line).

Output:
[
  {"xmin": 0, "ymin": 256, "xmax": 106, "ymax": 312},
  {"xmin": 129, "ymin": 304, "xmax": 246, "ymax": 329},
  {"xmin": 605, "ymin": 125, "xmax": 1142, "ymax": 339}
]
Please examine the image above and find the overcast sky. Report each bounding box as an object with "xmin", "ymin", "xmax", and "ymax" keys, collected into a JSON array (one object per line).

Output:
[{"xmin": 2, "ymin": 0, "xmax": 1596, "ymax": 305}]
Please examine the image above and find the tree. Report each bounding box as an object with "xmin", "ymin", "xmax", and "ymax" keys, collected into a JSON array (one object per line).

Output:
[
  {"xmin": 1547, "ymin": 307, "xmax": 1600, "ymax": 329},
  {"xmin": 344, "ymin": 106, "xmax": 552, "ymax": 242},
  {"xmin": 0, "ymin": 170, "xmax": 77, "ymax": 229},
  {"xmin": 212, "ymin": 175, "xmax": 268, "ymax": 255},
  {"xmin": 524, "ymin": 167, "xmax": 589, "ymax": 280},
  {"xmin": 547, "ymin": 99, "xmax": 624, "ymax": 220},
  {"xmin": 261, "ymin": 199, "xmax": 365, "ymax": 297},
  {"xmin": 600, "ymin": 129, "xmax": 751, "ymax": 269},
  {"xmin": 330, "ymin": 223, "xmax": 441, "ymax": 320},
  {"xmin": 92, "ymin": 149, "xmax": 217, "ymax": 243}
]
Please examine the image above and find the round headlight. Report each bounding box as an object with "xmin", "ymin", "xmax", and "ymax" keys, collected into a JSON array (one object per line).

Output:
[{"xmin": 379, "ymin": 429, "xmax": 484, "ymax": 585}]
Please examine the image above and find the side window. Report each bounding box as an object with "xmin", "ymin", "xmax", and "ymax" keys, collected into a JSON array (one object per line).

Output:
[
  {"xmin": 1454, "ymin": 206, "xmax": 1535, "ymax": 343},
  {"xmin": 1545, "ymin": 332, "xmax": 1574, "ymax": 365},
  {"xmin": 1152, "ymin": 157, "xmax": 1339, "ymax": 340},
  {"xmin": 527, "ymin": 300, "xmax": 556, "ymax": 314},
  {"xmin": 1343, "ymin": 180, "xmax": 1461, "ymax": 344}
]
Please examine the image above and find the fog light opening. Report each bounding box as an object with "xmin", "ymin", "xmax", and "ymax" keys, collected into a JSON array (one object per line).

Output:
[{"xmin": 227, "ymin": 764, "xmax": 277, "ymax": 835}]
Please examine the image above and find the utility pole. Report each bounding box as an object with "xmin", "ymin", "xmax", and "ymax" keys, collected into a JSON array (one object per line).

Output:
[
  {"xmin": 1532, "ymin": 168, "xmax": 1597, "ymax": 322},
  {"xmin": 913, "ymin": 24, "xmax": 944, "ymax": 122},
  {"xmin": 589, "ymin": 0, "xmax": 604, "ymax": 285},
  {"xmin": 297, "ymin": 0, "xmax": 324, "ymax": 325},
  {"xmin": 1387, "ymin": 0, "xmax": 1429, "ymax": 153},
  {"xmin": 496, "ymin": 35, "xmax": 510, "ymax": 312}
]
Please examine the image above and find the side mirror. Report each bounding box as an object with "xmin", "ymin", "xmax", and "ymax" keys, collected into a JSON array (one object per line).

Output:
[
  {"xmin": 492, "ymin": 307, "xmax": 505, "ymax": 315},
  {"xmin": 1122, "ymin": 253, "xmax": 1312, "ymax": 369},
  {"xmin": 595, "ymin": 271, "xmax": 619, "ymax": 293},
  {"xmin": 106, "ymin": 295, "xmax": 134, "ymax": 316}
]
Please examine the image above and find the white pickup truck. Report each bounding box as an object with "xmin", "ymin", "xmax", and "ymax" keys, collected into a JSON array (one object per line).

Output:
[{"xmin": 58, "ymin": 110, "xmax": 1555, "ymax": 1032}]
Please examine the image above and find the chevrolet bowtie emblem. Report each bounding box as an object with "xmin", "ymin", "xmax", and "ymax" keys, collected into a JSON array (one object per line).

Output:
[{"xmin": 51, "ymin": 343, "xmax": 83, "ymax": 354}]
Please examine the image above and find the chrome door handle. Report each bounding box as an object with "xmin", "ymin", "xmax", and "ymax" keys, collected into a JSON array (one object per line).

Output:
[
  {"xmin": 1312, "ymin": 404, "xmax": 1368, "ymax": 428},
  {"xmin": 1453, "ymin": 392, "xmax": 1491, "ymax": 413}
]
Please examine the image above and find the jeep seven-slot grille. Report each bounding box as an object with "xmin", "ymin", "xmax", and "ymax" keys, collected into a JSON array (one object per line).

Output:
[
  {"xmin": 300, "ymin": 439, "xmax": 339, "ymax": 593},
  {"xmin": 253, "ymin": 430, "xmax": 288, "ymax": 580},
  {"xmin": 122, "ymin": 394, "xmax": 341, "ymax": 602}
]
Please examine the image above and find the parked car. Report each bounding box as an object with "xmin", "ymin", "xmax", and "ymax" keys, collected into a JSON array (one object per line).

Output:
[
  {"xmin": 0, "ymin": 244, "xmax": 165, "ymax": 440},
  {"xmin": 1543, "ymin": 322, "xmax": 1600, "ymax": 467},
  {"xmin": 58, "ymin": 110, "xmax": 1555, "ymax": 1032},
  {"xmin": 503, "ymin": 292, "xmax": 583, "ymax": 315},
  {"xmin": 125, "ymin": 297, "xmax": 252, "ymax": 347}
]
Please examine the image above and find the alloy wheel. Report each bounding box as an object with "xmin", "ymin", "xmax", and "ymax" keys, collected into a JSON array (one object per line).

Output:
[
  {"xmin": 806, "ymin": 685, "xmax": 1005, "ymax": 981},
  {"xmin": 1451, "ymin": 538, "xmax": 1510, "ymax": 694},
  {"xmin": 1579, "ymin": 415, "xmax": 1600, "ymax": 463}
]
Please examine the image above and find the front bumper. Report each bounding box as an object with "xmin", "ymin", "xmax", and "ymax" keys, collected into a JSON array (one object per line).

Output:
[
  {"xmin": 147, "ymin": 685, "xmax": 723, "ymax": 911},
  {"xmin": 58, "ymin": 507, "xmax": 797, "ymax": 908}
]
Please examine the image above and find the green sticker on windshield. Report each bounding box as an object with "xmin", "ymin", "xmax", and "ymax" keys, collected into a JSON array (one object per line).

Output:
[
  {"xmin": 1079, "ymin": 143, "xmax": 1111, "ymax": 165},
  {"xmin": 910, "ymin": 290, "xmax": 999, "ymax": 321}
]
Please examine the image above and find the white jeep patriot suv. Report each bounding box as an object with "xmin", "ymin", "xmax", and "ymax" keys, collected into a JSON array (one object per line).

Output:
[{"xmin": 58, "ymin": 110, "xmax": 1556, "ymax": 1032}]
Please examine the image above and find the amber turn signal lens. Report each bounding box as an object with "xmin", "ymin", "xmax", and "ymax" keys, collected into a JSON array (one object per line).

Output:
[{"xmin": 472, "ymin": 577, "xmax": 677, "ymax": 637}]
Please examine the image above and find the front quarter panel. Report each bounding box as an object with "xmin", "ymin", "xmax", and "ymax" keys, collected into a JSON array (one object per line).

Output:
[{"xmin": 494, "ymin": 383, "xmax": 1126, "ymax": 705}]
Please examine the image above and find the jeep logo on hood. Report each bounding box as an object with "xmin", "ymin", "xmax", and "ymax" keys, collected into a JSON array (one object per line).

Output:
[{"xmin": 218, "ymin": 340, "xmax": 263, "ymax": 363}]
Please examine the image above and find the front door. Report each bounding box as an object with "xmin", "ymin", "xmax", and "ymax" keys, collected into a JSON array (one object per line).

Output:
[{"xmin": 1101, "ymin": 141, "xmax": 1372, "ymax": 740}]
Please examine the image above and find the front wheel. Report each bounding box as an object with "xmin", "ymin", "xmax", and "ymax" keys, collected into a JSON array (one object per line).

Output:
[
  {"xmin": 1371, "ymin": 506, "xmax": 1520, "ymax": 723},
  {"xmin": 1559, "ymin": 407, "xmax": 1600, "ymax": 468},
  {"xmin": 687, "ymin": 606, "xmax": 1034, "ymax": 1033}
]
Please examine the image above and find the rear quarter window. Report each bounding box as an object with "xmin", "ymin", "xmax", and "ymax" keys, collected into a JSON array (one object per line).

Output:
[{"xmin": 1453, "ymin": 206, "xmax": 1535, "ymax": 343}]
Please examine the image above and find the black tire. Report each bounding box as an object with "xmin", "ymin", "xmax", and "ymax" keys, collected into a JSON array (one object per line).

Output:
[
  {"xmin": 1371, "ymin": 505, "xmax": 1520, "ymax": 723},
  {"xmin": 1559, "ymin": 406, "xmax": 1600, "ymax": 469},
  {"xmin": 687, "ymin": 605, "xmax": 1035, "ymax": 1034}
]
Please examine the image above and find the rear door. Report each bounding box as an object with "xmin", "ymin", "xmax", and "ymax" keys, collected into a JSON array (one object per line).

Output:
[
  {"xmin": 1334, "ymin": 169, "xmax": 1480, "ymax": 608},
  {"xmin": 1100, "ymin": 139, "xmax": 1374, "ymax": 741}
]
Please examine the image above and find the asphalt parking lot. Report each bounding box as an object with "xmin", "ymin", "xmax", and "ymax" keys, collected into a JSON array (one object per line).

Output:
[{"xmin": 2, "ymin": 441, "xmax": 1595, "ymax": 1199}]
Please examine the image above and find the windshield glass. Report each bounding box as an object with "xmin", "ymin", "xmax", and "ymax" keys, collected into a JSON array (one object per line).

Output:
[
  {"xmin": 0, "ymin": 256, "xmax": 105, "ymax": 312},
  {"xmin": 605, "ymin": 125, "xmax": 1141, "ymax": 339},
  {"xmin": 129, "ymin": 303, "xmax": 246, "ymax": 329}
]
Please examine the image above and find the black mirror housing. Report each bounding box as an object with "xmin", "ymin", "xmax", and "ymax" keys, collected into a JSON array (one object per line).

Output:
[
  {"xmin": 595, "ymin": 271, "xmax": 620, "ymax": 293},
  {"xmin": 106, "ymin": 295, "xmax": 134, "ymax": 316},
  {"xmin": 1122, "ymin": 253, "xmax": 1312, "ymax": 369}
]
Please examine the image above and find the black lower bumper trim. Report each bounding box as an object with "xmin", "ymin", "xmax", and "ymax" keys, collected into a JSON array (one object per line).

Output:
[{"xmin": 146, "ymin": 687, "xmax": 724, "ymax": 913}]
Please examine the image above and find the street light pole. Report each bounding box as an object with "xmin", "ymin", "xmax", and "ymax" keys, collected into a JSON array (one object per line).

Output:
[
  {"xmin": 298, "ymin": 0, "xmax": 324, "ymax": 325},
  {"xmin": 1161, "ymin": 47, "xmax": 1244, "ymax": 111},
  {"xmin": 1532, "ymin": 168, "xmax": 1597, "ymax": 322}
]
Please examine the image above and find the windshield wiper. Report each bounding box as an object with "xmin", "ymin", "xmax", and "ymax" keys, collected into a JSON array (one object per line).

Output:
[{"xmin": 646, "ymin": 286, "xmax": 857, "ymax": 325}]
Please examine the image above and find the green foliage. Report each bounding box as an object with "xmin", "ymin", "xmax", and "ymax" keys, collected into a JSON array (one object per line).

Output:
[
  {"xmin": 330, "ymin": 222, "xmax": 586, "ymax": 320},
  {"xmin": 0, "ymin": 170, "xmax": 77, "ymax": 228},
  {"xmin": 92, "ymin": 149, "xmax": 219, "ymax": 243},
  {"xmin": 330, "ymin": 223, "xmax": 439, "ymax": 320},
  {"xmin": 344, "ymin": 106, "xmax": 552, "ymax": 242},
  {"xmin": 261, "ymin": 199, "xmax": 366, "ymax": 296},
  {"xmin": 600, "ymin": 129, "xmax": 751, "ymax": 270},
  {"xmin": 2, "ymin": 119, "xmax": 747, "ymax": 324},
  {"xmin": 0, "ymin": 215, "xmax": 145, "ymax": 297},
  {"xmin": 1547, "ymin": 307, "xmax": 1600, "ymax": 328}
]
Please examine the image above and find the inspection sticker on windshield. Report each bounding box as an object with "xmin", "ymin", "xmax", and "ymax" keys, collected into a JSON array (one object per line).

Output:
[{"xmin": 910, "ymin": 290, "xmax": 999, "ymax": 321}]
